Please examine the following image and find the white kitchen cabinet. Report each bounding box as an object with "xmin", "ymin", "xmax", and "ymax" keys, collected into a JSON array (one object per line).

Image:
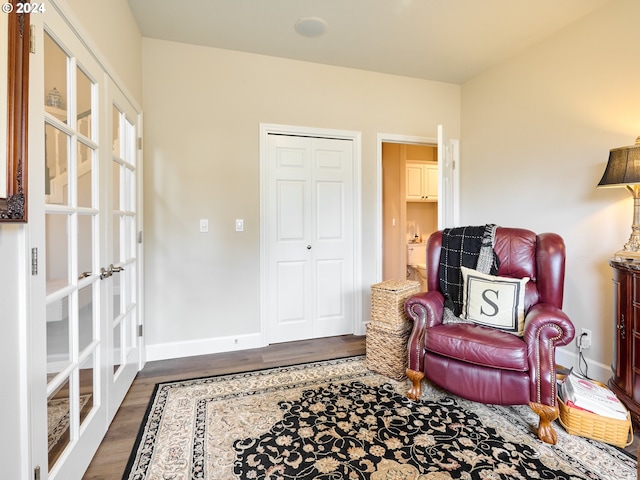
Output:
[{"xmin": 406, "ymin": 162, "xmax": 438, "ymax": 201}]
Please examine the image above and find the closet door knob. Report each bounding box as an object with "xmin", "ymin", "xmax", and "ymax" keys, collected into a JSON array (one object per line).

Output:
[{"xmin": 307, "ymin": 245, "xmax": 312, "ymax": 249}]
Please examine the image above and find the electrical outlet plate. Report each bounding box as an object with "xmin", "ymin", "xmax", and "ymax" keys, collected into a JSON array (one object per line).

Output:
[{"xmin": 579, "ymin": 328, "xmax": 592, "ymax": 349}]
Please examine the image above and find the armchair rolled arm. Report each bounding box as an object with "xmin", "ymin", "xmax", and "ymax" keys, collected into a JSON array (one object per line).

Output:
[
  {"xmin": 404, "ymin": 291, "xmax": 445, "ymax": 372},
  {"xmin": 523, "ymin": 303, "xmax": 575, "ymax": 406}
]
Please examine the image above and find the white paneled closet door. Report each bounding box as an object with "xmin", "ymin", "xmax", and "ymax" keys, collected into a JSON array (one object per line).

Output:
[
  {"xmin": 265, "ymin": 133, "xmax": 355, "ymax": 344},
  {"xmin": 28, "ymin": 2, "xmax": 143, "ymax": 479}
]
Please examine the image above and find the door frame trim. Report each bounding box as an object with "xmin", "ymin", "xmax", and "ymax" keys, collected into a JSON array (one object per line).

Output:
[{"xmin": 259, "ymin": 123, "xmax": 363, "ymax": 343}]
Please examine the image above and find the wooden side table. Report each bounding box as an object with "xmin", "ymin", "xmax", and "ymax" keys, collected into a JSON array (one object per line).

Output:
[{"xmin": 608, "ymin": 259, "xmax": 640, "ymax": 428}]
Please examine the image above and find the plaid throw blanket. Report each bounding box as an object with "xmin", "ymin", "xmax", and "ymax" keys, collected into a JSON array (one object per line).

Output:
[{"xmin": 440, "ymin": 224, "xmax": 500, "ymax": 322}]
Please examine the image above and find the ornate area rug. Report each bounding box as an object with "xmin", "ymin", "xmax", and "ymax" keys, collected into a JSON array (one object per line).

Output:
[{"xmin": 123, "ymin": 356, "xmax": 636, "ymax": 479}]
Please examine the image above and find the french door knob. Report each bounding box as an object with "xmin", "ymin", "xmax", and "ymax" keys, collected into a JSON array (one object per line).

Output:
[
  {"xmin": 100, "ymin": 267, "xmax": 111, "ymax": 280},
  {"xmin": 99, "ymin": 264, "xmax": 125, "ymax": 280}
]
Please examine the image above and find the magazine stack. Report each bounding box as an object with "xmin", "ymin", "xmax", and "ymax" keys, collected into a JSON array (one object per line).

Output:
[
  {"xmin": 557, "ymin": 371, "xmax": 633, "ymax": 447},
  {"xmin": 559, "ymin": 372, "xmax": 627, "ymax": 420}
]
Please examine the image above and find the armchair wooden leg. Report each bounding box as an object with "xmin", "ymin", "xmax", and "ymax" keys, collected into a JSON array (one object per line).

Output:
[
  {"xmin": 406, "ymin": 369, "xmax": 424, "ymax": 401},
  {"xmin": 529, "ymin": 402, "xmax": 559, "ymax": 444}
]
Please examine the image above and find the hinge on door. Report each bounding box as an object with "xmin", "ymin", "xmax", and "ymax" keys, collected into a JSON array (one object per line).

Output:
[
  {"xmin": 34, "ymin": 466, "xmax": 41, "ymax": 480},
  {"xmin": 137, "ymin": 137, "xmax": 142, "ymax": 150},
  {"xmin": 31, "ymin": 248, "xmax": 38, "ymax": 275},
  {"xmin": 29, "ymin": 26, "xmax": 36, "ymax": 54},
  {"xmin": 138, "ymin": 230, "xmax": 143, "ymax": 244},
  {"xmin": 138, "ymin": 325, "xmax": 143, "ymax": 337}
]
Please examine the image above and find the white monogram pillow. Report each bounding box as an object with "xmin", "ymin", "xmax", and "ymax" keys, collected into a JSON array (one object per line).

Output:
[{"xmin": 460, "ymin": 266, "xmax": 529, "ymax": 336}]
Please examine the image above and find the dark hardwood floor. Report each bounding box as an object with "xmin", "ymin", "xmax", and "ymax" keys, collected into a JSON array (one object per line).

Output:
[
  {"xmin": 83, "ymin": 334, "xmax": 638, "ymax": 479},
  {"xmin": 82, "ymin": 335, "xmax": 366, "ymax": 479}
]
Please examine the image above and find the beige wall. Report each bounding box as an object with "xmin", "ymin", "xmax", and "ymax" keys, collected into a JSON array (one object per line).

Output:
[
  {"xmin": 460, "ymin": 0, "xmax": 640, "ymax": 380},
  {"xmin": 142, "ymin": 38, "xmax": 460, "ymax": 354},
  {"xmin": 64, "ymin": 0, "xmax": 143, "ymax": 103}
]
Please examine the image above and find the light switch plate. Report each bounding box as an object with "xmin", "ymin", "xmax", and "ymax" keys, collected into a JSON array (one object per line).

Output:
[
  {"xmin": 235, "ymin": 219, "xmax": 244, "ymax": 232},
  {"xmin": 199, "ymin": 219, "xmax": 208, "ymax": 232}
]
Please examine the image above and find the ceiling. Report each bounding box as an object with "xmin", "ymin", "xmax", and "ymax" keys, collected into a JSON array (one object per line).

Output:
[{"xmin": 127, "ymin": 0, "xmax": 612, "ymax": 84}]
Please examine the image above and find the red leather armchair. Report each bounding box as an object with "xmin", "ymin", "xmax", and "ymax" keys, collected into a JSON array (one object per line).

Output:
[{"xmin": 404, "ymin": 227, "xmax": 575, "ymax": 444}]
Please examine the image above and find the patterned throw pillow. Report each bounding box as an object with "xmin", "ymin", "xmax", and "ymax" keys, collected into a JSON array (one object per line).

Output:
[{"xmin": 460, "ymin": 266, "xmax": 529, "ymax": 336}]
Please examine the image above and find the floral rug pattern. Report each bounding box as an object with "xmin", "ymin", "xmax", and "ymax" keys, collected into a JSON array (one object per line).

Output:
[
  {"xmin": 233, "ymin": 382, "xmax": 574, "ymax": 479},
  {"xmin": 123, "ymin": 357, "xmax": 636, "ymax": 480}
]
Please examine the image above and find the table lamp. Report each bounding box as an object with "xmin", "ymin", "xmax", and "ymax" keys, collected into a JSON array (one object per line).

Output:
[{"xmin": 598, "ymin": 137, "xmax": 640, "ymax": 259}]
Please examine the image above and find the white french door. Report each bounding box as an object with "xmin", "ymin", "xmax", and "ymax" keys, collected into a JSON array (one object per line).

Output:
[
  {"xmin": 28, "ymin": 3, "xmax": 143, "ymax": 479},
  {"xmin": 264, "ymin": 131, "xmax": 356, "ymax": 343},
  {"xmin": 107, "ymin": 80, "xmax": 142, "ymax": 420}
]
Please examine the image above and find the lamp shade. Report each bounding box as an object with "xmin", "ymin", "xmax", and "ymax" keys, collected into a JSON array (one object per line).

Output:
[{"xmin": 598, "ymin": 137, "xmax": 640, "ymax": 187}]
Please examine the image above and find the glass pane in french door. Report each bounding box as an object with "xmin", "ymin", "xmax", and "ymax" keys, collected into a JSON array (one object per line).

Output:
[
  {"xmin": 77, "ymin": 214, "xmax": 93, "ymax": 278},
  {"xmin": 44, "ymin": 123, "xmax": 69, "ymax": 205},
  {"xmin": 44, "ymin": 32, "xmax": 68, "ymax": 124},
  {"xmin": 45, "ymin": 213, "xmax": 69, "ymax": 288},
  {"xmin": 113, "ymin": 321, "xmax": 121, "ymax": 374},
  {"xmin": 76, "ymin": 66, "xmax": 93, "ymax": 139},
  {"xmin": 111, "ymin": 158, "xmax": 121, "ymax": 267},
  {"xmin": 44, "ymin": 28, "xmax": 100, "ymax": 474},
  {"xmin": 47, "ymin": 377, "xmax": 70, "ymax": 471},
  {"xmin": 79, "ymin": 351, "xmax": 95, "ymax": 426},
  {"xmin": 77, "ymin": 142, "xmax": 93, "ymax": 208}
]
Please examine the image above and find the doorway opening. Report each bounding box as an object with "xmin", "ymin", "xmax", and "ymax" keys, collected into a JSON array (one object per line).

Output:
[
  {"xmin": 381, "ymin": 141, "xmax": 438, "ymax": 291},
  {"xmin": 377, "ymin": 127, "xmax": 459, "ymax": 289}
]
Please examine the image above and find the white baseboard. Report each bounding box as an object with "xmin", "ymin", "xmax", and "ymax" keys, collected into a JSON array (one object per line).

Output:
[
  {"xmin": 356, "ymin": 321, "xmax": 367, "ymax": 336},
  {"xmin": 555, "ymin": 347, "xmax": 611, "ymax": 384},
  {"xmin": 145, "ymin": 332, "xmax": 265, "ymax": 362}
]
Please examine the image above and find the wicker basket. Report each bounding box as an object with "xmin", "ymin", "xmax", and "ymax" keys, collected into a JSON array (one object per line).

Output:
[
  {"xmin": 557, "ymin": 395, "xmax": 633, "ymax": 447},
  {"xmin": 370, "ymin": 279, "xmax": 420, "ymax": 328},
  {"xmin": 365, "ymin": 321, "xmax": 412, "ymax": 380}
]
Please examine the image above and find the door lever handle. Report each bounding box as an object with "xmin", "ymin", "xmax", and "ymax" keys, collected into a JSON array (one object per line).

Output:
[
  {"xmin": 101, "ymin": 264, "xmax": 124, "ymax": 279},
  {"xmin": 100, "ymin": 267, "xmax": 112, "ymax": 280}
]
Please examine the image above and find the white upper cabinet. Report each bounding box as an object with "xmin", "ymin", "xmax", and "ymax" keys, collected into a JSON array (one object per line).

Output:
[{"xmin": 406, "ymin": 162, "xmax": 438, "ymax": 201}]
